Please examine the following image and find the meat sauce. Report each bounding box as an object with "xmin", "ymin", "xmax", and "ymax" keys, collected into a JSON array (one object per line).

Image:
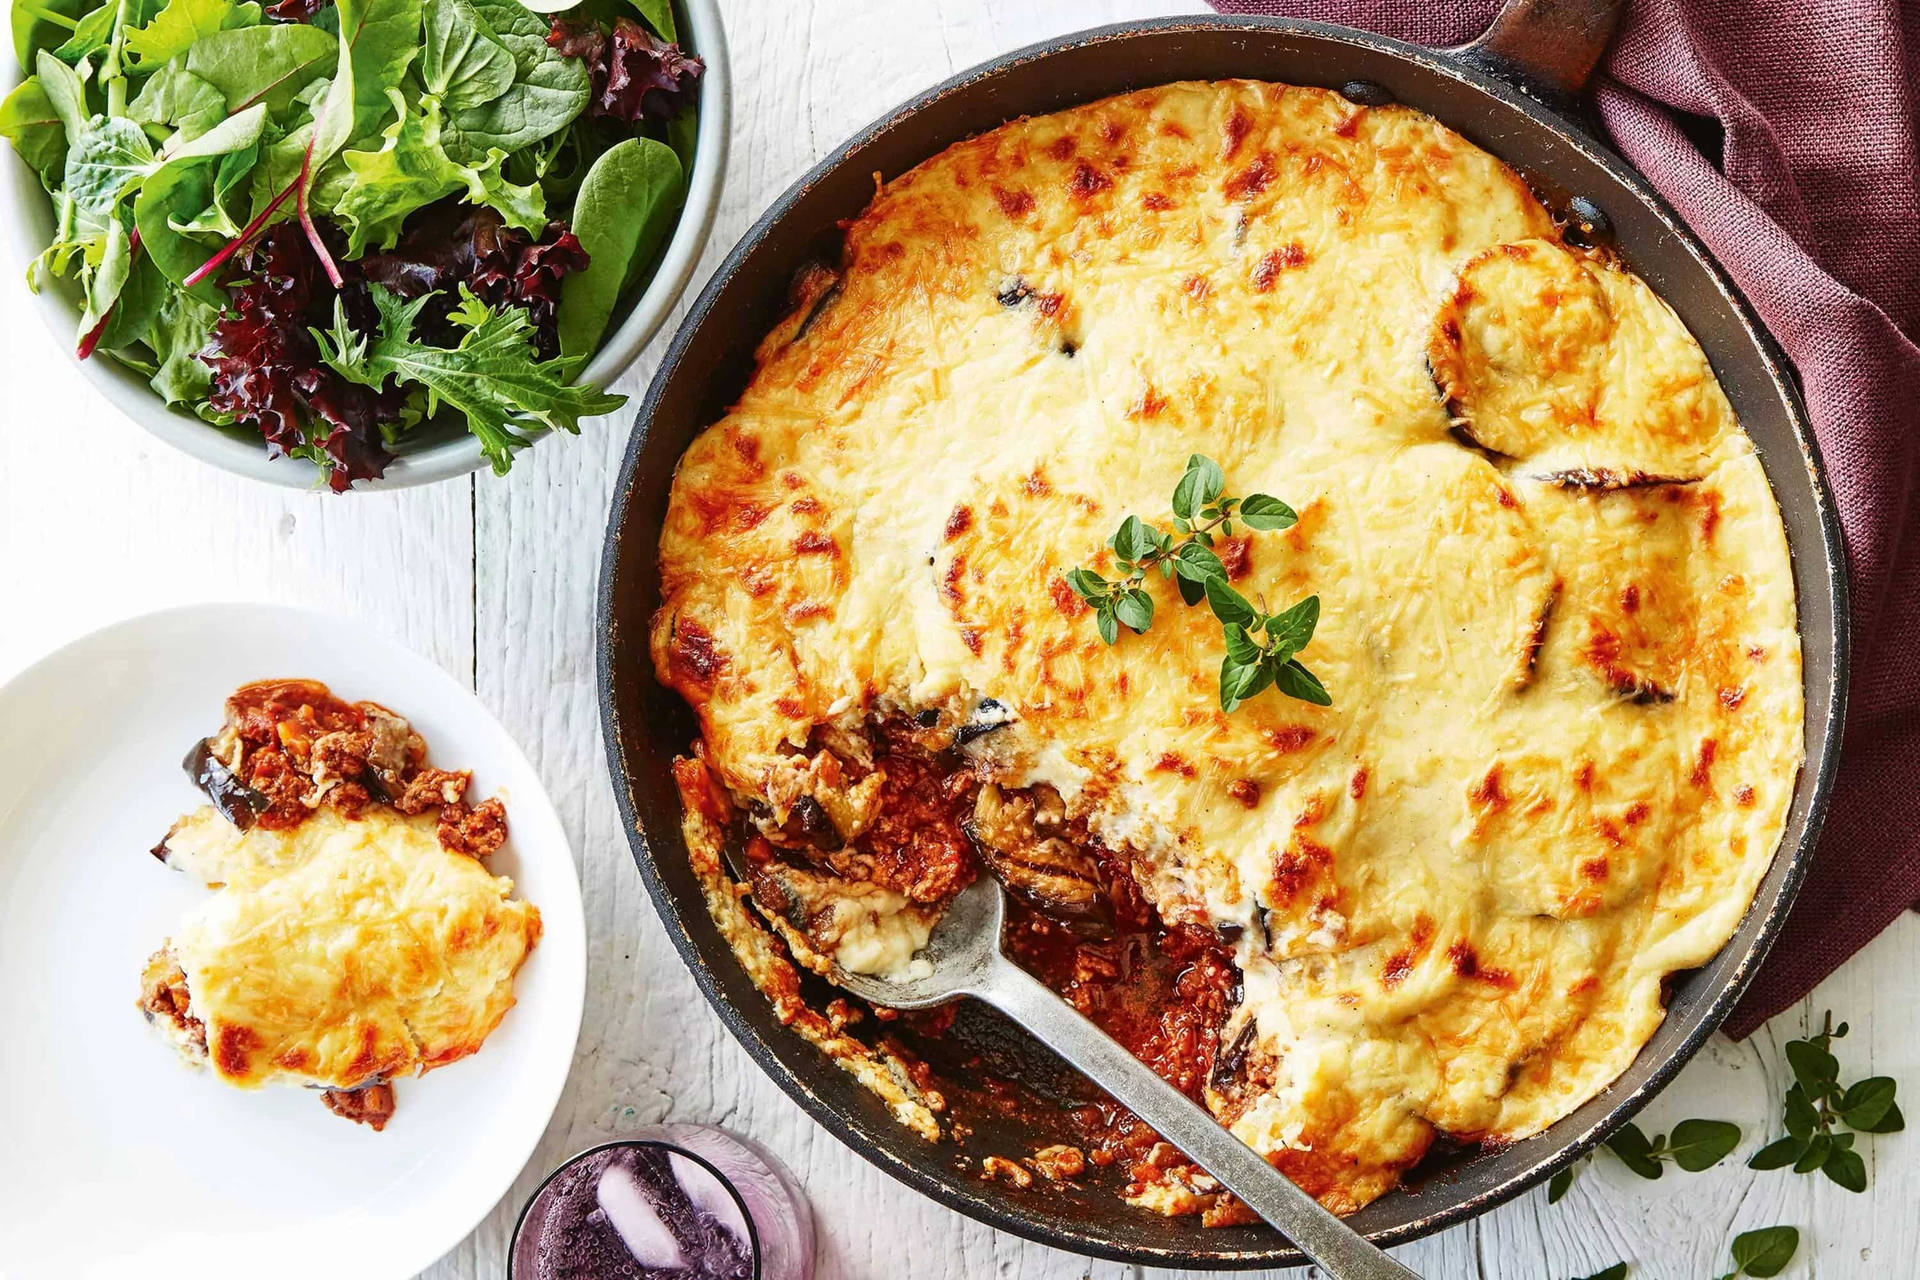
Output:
[
  {"xmin": 753, "ymin": 726, "xmax": 1239, "ymax": 1194},
  {"xmin": 1001, "ymin": 849, "xmax": 1239, "ymax": 1178},
  {"xmin": 847, "ymin": 751, "xmax": 976, "ymax": 904}
]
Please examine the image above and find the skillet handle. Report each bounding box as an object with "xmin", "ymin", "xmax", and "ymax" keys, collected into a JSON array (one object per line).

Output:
[{"xmin": 1446, "ymin": 0, "xmax": 1626, "ymax": 109}]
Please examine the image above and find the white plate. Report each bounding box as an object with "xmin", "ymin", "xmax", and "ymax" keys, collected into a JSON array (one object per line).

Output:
[{"xmin": 0, "ymin": 604, "xmax": 586, "ymax": 1280}]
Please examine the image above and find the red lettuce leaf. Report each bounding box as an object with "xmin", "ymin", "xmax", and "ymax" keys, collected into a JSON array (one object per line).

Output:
[
  {"xmin": 355, "ymin": 201, "xmax": 588, "ymax": 359},
  {"xmin": 199, "ymin": 198, "xmax": 589, "ymax": 488},
  {"xmin": 546, "ymin": 16, "xmax": 703, "ymax": 126},
  {"xmin": 264, "ymin": 0, "xmax": 333, "ymax": 22},
  {"xmin": 200, "ymin": 223, "xmax": 404, "ymax": 490}
]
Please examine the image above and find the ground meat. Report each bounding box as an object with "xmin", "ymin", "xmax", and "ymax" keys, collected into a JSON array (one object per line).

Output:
[
  {"xmin": 206, "ymin": 682, "xmax": 490, "ymax": 841},
  {"xmin": 394, "ymin": 767, "xmax": 472, "ymax": 815},
  {"xmin": 137, "ymin": 948, "xmax": 206, "ymax": 1054},
  {"xmin": 437, "ymin": 797, "xmax": 509, "ymax": 859},
  {"xmin": 1003, "ymin": 852, "xmax": 1238, "ymax": 1175},
  {"xmin": 841, "ymin": 752, "xmax": 976, "ymax": 903},
  {"xmin": 241, "ymin": 747, "xmax": 314, "ymax": 829},
  {"xmin": 321, "ymin": 1081, "xmax": 396, "ymax": 1130}
]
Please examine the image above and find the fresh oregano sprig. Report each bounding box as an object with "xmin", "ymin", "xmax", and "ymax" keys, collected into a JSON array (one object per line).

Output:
[
  {"xmin": 1747, "ymin": 1010, "xmax": 1901, "ymax": 1192},
  {"xmin": 1546, "ymin": 1116, "xmax": 1740, "ymax": 1201},
  {"xmin": 1717, "ymin": 1226, "xmax": 1799, "ymax": 1280},
  {"xmin": 1066, "ymin": 454, "xmax": 1328, "ymax": 712}
]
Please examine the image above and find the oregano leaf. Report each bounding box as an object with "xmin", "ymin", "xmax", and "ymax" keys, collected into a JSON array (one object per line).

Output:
[
  {"xmin": 1729, "ymin": 1226, "xmax": 1798, "ymax": 1278},
  {"xmin": 1239, "ymin": 492, "xmax": 1297, "ymax": 530},
  {"xmin": 1669, "ymin": 1118, "xmax": 1742, "ymax": 1172}
]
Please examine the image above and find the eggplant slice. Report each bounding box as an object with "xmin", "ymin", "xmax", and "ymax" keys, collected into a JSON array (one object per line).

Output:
[{"xmin": 1428, "ymin": 238, "xmax": 1726, "ymax": 484}]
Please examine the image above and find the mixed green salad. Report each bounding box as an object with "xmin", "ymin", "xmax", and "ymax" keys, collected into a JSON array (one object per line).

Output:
[{"xmin": 0, "ymin": 0, "xmax": 701, "ymax": 488}]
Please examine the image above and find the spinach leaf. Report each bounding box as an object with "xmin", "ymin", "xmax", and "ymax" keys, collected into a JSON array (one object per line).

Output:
[
  {"xmin": 556, "ymin": 135, "xmax": 680, "ymax": 357},
  {"xmin": 145, "ymin": 288, "xmax": 219, "ymax": 403},
  {"xmin": 627, "ymin": 0, "xmax": 674, "ymax": 40},
  {"xmin": 128, "ymin": 60, "xmax": 227, "ymax": 141},
  {"xmin": 665, "ymin": 100, "xmax": 695, "ymax": 171},
  {"xmin": 91, "ymin": 244, "xmax": 166, "ymax": 351},
  {"xmin": 76, "ymin": 212, "xmax": 133, "ymax": 341},
  {"xmin": 0, "ymin": 78, "xmax": 69, "ymax": 186},
  {"xmin": 35, "ymin": 48, "xmax": 89, "ymax": 143},
  {"xmin": 330, "ymin": 0, "xmax": 422, "ymax": 143},
  {"xmin": 422, "ymin": 0, "xmax": 515, "ymax": 112},
  {"xmin": 184, "ymin": 21, "xmax": 335, "ymax": 115},
  {"xmin": 125, "ymin": 0, "xmax": 260, "ymax": 68},
  {"xmin": 13, "ymin": 0, "xmax": 93, "ymax": 68},
  {"xmin": 443, "ymin": 0, "xmax": 587, "ymax": 162},
  {"xmin": 133, "ymin": 101, "xmax": 265, "ymax": 294},
  {"xmin": 66, "ymin": 116, "xmax": 157, "ymax": 218},
  {"xmin": 52, "ymin": 2, "xmax": 118, "ymax": 66},
  {"xmin": 316, "ymin": 284, "xmax": 625, "ymax": 474}
]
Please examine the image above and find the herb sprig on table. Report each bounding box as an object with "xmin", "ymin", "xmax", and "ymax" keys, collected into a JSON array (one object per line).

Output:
[
  {"xmin": 1747, "ymin": 1010, "xmax": 1902, "ymax": 1192},
  {"xmin": 1718, "ymin": 1226, "xmax": 1799, "ymax": 1280},
  {"xmin": 1066, "ymin": 454, "xmax": 1330, "ymax": 712},
  {"xmin": 1547, "ymin": 1115, "xmax": 1741, "ymax": 1202}
]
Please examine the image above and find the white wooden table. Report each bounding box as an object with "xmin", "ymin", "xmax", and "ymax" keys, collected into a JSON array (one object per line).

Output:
[{"xmin": 3, "ymin": 1, "xmax": 1913, "ymax": 1276}]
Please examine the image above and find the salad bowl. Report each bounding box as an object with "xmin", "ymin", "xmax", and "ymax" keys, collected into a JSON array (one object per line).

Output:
[{"xmin": 0, "ymin": 0, "xmax": 729, "ymax": 491}]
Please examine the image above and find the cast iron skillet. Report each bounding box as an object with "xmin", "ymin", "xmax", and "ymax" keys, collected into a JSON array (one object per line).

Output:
[{"xmin": 598, "ymin": 0, "xmax": 1849, "ymax": 1266}]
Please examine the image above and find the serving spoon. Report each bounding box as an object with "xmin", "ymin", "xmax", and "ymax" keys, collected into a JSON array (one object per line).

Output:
[{"xmin": 828, "ymin": 876, "xmax": 1421, "ymax": 1280}]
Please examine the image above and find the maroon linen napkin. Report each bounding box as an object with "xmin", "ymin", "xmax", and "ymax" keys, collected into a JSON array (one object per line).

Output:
[{"xmin": 1208, "ymin": 0, "xmax": 1920, "ymax": 1036}]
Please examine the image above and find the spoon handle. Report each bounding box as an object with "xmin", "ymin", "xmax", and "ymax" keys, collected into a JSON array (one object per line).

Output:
[{"xmin": 975, "ymin": 957, "xmax": 1421, "ymax": 1280}]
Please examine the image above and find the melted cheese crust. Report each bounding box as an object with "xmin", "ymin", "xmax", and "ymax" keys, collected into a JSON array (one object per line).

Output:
[
  {"xmin": 167, "ymin": 807, "xmax": 542, "ymax": 1091},
  {"xmin": 651, "ymin": 81, "xmax": 1802, "ymax": 1212}
]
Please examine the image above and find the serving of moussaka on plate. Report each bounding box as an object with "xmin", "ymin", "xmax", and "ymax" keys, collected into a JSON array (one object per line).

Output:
[
  {"xmin": 650, "ymin": 81, "xmax": 1803, "ymax": 1217},
  {"xmin": 140, "ymin": 680, "xmax": 542, "ymax": 1131}
]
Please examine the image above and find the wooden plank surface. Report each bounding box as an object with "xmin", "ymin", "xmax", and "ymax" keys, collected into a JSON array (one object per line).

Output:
[{"xmin": 3, "ymin": 1, "xmax": 1911, "ymax": 1277}]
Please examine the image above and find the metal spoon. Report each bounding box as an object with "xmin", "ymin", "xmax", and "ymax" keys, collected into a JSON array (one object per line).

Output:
[{"xmin": 829, "ymin": 876, "xmax": 1421, "ymax": 1280}]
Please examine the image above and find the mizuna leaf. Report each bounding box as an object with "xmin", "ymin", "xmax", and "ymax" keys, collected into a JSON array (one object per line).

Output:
[
  {"xmin": 1573, "ymin": 1266, "xmax": 1627, "ymax": 1280},
  {"xmin": 1546, "ymin": 1165, "xmax": 1573, "ymax": 1204},
  {"xmin": 128, "ymin": 60, "xmax": 228, "ymax": 141},
  {"xmin": 315, "ymin": 283, "xmax": 626, "ymax": 474}
]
